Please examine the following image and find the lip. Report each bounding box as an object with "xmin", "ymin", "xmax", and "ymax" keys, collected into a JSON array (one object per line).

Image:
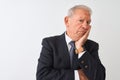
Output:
[
  {"xmin": 78, "ymin": 30, "xmax": 86, "ymax": 33},
  {"xmin": 77, "ymin": 31, "xmax": 85, "ymax": 35}
]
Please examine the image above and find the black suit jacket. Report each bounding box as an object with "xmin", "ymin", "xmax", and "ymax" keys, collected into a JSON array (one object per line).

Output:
[{"xmin": 36, "ymin": 33, "xmax": 106, "ymax": 80}]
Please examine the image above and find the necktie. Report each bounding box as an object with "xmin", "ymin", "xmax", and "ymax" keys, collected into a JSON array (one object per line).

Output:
[
  {"xmin": 69, "ymin": 41, "xmax": 75, "ymax": 67},
  {"xmin": 69, "ymin": 41, "xmax": 79, "ymax": 69}
]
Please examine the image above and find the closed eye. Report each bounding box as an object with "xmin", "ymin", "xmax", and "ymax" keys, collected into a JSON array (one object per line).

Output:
[
  {"xmin": 79, "ymin": 19, "xmax": 84, "ymax": 23},
  {"xmin": 87, "ymin": 20, "xmax": 91, "ymax": 25}
]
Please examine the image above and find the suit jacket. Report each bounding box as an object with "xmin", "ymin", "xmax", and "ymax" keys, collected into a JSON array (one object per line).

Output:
[{"xmin": 36, "ymin": 33, "xmax": 106, "ymax": 80}]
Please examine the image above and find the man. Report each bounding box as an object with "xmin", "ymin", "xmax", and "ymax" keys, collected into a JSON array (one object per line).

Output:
[{"xmin": 36, "ymin": 5, "xmax": 106, "ymax": 80}]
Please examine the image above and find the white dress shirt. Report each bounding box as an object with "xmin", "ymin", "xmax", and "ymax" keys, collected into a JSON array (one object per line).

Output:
[{"xmin": 65, "ymin": 33, "xmax": 85, "ymax": 80}]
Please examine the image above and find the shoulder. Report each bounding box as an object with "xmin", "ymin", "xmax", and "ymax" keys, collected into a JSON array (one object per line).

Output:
[
  {"xmin": 41, "ymin": 33, "xmax": 65, "ymax": 45},
  {"xmin": 86, "ymin": 39, "xmax": 98, "ymax": 45},
  {"xmin": 42, "ymin": 34, "xmax": 63, "ymax": 42},
  {"xmin": 84, "ymin": 39, "xmax": 99, "ymax": 51}
]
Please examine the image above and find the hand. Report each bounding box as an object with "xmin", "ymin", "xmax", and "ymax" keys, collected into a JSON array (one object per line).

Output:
[
  {"xmin": 78, "ymin": 69, "xmax": 88, "ymax": 80},
  {"xmin": 75, "ymin": 26, "xmax": 91, "ymax": 49}
]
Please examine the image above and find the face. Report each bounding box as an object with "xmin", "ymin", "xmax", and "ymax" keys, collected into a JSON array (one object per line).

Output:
[{"xmin": 65, "ymin": 9, "xmax": 91, "ymax": 41}]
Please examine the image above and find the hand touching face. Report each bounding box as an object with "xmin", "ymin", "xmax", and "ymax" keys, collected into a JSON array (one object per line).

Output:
[{"xmin": 75, "ymin": 26, "xmax": 91, "ymax": 49}]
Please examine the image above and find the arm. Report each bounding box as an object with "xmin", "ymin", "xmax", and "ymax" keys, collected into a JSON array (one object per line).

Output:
[
  {"xmin": 36, "ymin": 38, "xmax": 74, "ymax": 80},
  {"xmin": 74, "ymin": 26, "xmax": 105, "ymax": 80},
  {"xmin": 77, "ymin": 43, "xmax": 105, "ymax": 80}
]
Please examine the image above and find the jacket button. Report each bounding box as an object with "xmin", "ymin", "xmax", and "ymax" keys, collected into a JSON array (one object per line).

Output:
[
  {"xmin": 85, "ymin": 65, "xmax": 88, "ymax": 68},
  {"xmin": 81, "ymin": 60, "xmax": 84, "ymax": 64}
]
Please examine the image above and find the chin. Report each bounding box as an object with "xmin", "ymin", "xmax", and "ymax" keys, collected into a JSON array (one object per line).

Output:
[
  {"xmin": 74, "ymin": 35, "xmax": 83, "ymax": 41},
  {"xmin": 73, "ymin": 37, "xmax": 81, "ymax": 41},
  {"xmin": 72, "ymin": 33, "xmax": 84, "ymax": 41}
]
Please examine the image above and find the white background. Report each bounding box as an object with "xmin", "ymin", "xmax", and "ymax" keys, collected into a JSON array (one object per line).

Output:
[{"xmin": 0, "ymin": 0, "xmax": 120, "ymax": 80}]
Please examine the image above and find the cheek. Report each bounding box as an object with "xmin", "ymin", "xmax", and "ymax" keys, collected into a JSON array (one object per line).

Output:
[
  {"xmin": 69, "ymin": 23, "xmax": 81, "ymax": 33},
  {"xmin": 76, "ymin": 25, "xmax": 82, "ymax": 31},
  {"xmin": 67, "ymin": 26, "xmax": 76, "ymax": 34},
  {"xmin": 71, "ymin": 27, "xmax": 78, "ymax": 34}
]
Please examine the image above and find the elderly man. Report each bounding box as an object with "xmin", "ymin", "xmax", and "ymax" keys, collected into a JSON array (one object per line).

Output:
[{"xmin": 36, "ymin": 5, "xmax": 106, "ymax": 80}]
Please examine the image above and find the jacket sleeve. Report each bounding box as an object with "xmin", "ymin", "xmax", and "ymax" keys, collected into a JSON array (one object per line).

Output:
[
  {"xmin": 74, "ymin": 42, "xmax": 106, "ymax": 80},
  {"xmin": 36, "ymin": 38, "xmax": 74, "ymax": 80}
]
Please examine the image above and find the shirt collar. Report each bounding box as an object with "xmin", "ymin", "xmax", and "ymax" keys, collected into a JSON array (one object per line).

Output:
[{"xmin": 65, "ymin": 32, "xmax": 72, "ymax": 45}]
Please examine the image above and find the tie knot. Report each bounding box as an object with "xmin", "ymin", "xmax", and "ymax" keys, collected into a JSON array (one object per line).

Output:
[{"xmin": 69, "ymin": 41, "xmax": 75, "ymax": 49}]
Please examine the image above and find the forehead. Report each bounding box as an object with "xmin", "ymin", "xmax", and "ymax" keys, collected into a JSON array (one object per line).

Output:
[{"xmin": 72, "ymin": 9, "xmax": 91, "ymax": 19}]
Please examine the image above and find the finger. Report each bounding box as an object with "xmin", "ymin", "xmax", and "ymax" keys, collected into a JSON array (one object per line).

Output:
[
  {"xmin": 83, "ymin": 25, "xmax": 91, "ymax": 39},
  {"xmin": 85, "ymin": 25, "xmax": 91, "ymax": 36}
]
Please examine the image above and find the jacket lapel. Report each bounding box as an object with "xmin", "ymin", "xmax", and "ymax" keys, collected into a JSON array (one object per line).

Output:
[{"xmin": 58, "ymin": 33, "xmax": 71, "ymax": 68}]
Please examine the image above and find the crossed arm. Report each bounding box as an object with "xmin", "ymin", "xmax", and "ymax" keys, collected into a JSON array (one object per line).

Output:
[{"xmin": 36, "ymin": 38, "xmax": 105, "ymax": 80}]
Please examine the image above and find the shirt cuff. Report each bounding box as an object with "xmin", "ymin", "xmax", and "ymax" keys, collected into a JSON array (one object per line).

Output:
[
  {"xmin": 78, "ymin": 51, "xmax": 86, "ymax": 58},
  {"xmin": 74, "ymin": 70, "xmax": 79, "ymax": 80}
]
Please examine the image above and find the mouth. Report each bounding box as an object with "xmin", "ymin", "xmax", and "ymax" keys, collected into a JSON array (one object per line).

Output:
[
  {"xmin": 77, "ymin": 30, "xmax": 86, "ymax": 34},
  {"xmin": 76, "ymin": 32, "xmax": 85, "ymax": 37}
]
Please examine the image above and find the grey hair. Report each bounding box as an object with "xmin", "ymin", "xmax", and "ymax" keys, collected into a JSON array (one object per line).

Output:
[{"xmin": 67, "ymin": 5, "xmax": 92, "ymax": 17}]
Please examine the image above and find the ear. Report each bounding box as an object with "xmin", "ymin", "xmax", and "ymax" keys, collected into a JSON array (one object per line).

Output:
[{"xmin": 64, "ymin": 16, "xmax": 69, "ymax": 27}]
